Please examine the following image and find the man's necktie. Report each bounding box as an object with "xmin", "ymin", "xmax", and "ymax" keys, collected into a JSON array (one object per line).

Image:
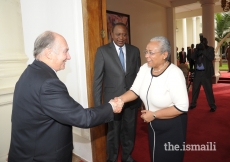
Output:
[{"xmin": 119, "ymin": 47, "xmax": 125, "ymax": 71}]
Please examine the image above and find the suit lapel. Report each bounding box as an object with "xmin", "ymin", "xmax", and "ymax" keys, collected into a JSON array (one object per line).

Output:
[{"xmin": 125, "ymin": 44, "xmax": 132, "ymax": 75}]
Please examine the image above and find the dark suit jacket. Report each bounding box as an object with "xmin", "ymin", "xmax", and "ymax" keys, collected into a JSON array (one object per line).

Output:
[
  {"xmin": 8, "ymin": 60, "xmax": 114, "ymax": 162},
  {"xmin": 187, "ymin": 48, "xmax": 194, "ymax": 62},
  {"xmin": 226, "ymin": 47, "xmax": 230, "ymax": 60},
  {"xmin": 193, "ymin": 46, "xmax": 215, "ymax": 77},
  {"xmin": 93, "ymin": 42, "xmax": 141, "ymax": 111},
  {"xmin": 179, "ymin": 51, "xmax": 187, "ymax": 64}
]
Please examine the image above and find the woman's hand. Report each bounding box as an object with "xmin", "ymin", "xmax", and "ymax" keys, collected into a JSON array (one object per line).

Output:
[
  {"xmin": 141, "ymin": 106, "xmax": 183, "ymax": 122},
  {"xmin": 141, "ymin": 110, "xmax": 155, "ymax": 123}
]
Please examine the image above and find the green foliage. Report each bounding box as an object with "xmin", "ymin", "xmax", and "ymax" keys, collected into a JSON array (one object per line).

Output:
[
  {"xmin": 215, "ymin": 13, "xmax": 230, "ymax": 45},
  {"xmin": 219, "ymin": 62, "xmax": 228, "ymax": 71},
  {"xmin": 215, "ymin": 12, "xmax": 230, "ymax": 66}
]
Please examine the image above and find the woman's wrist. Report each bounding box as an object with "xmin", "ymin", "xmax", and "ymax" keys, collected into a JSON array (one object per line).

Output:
[{"xmin": 153, "ymin": 112, "xmax": 157, "ymax": 120}]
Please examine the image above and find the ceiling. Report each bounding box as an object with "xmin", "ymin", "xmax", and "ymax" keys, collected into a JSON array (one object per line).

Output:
[
  {"xmin": 175, "ymin": 1, "xmax": 221, "ymax": 13},
  {"xmin": 144, "ymin": 0, "xmax": 222, "ymax": 14}
]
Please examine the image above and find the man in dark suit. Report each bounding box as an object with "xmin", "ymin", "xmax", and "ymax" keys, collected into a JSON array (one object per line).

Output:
[
  {"xmin": 93, "ymin": 23, "xmax": 141, "ymax": 162},
  {"xmin": 179, "ymin": 47, "xmax": 187, "ymax": 64},
  {"xmin": 8, "ymin": 31, "xmax": 123, "ymax": 162},
  {"xmin": 189, "ymin": 37, "xmax": 216, "ymax": 112},
  {"xmin": 187, "ymin": 44, "xmax": 195, "ymax": 72},
  {"xmin": 225, "ymin": 42, "xmax": 230, "ymax": 72}
]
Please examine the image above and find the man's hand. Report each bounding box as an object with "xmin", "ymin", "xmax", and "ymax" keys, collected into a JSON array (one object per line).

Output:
[{"xmin": 109, "ymin": 97, "xmax": 124, "ymax": 113}]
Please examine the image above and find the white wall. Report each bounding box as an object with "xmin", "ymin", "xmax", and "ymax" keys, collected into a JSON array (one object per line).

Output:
[
  {"xmin": 20, "ymin": 0, "xmax": 92, "ymax": 161},
  {"xmin": 107, "ymin": 0, "xmax": 167, "ymax": 65},
  {"xmin": 0, "ymin": 0, "xmax": 27, "ymax": 161}
]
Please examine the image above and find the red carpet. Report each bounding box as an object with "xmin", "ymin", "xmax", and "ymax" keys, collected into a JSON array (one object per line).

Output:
[
  {"xmin": 118, "ymin": 83, "xmax": 230, "ymax": 162},
  {"xmin": 184, "ymin": 83, "xmax": 230, "ymax": 162},
  {"xmin": 218, "ymin": 71, "xmax": 230, "ymax": 84}
]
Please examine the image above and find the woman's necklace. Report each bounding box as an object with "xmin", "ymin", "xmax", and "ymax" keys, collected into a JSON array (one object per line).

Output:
[{"xmin": 152, "ymin": 61, "xmax": 167, "ymax": 73}]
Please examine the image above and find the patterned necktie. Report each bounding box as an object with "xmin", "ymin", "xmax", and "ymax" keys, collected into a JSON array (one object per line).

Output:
[{"xmin": 119, "ymin": 47, "xmax": 125, "ymax": 71}]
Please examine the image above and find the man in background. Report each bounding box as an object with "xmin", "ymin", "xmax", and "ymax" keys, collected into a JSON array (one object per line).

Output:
[
  {"xmin": 179, "ymin": 47, "xmax": 187, "ymax": 64},
  {"xmin": 93, "ymin": 23, "xmax": 141, "ymax": 162},
  {"xmin": 187, "ymin": 44, "xmax": 195, "ymax": 72},
  {"xmin": 176, "ymin": 47, "xmax": 180, "ymax": 65},
  {"xmin": 189, "ymin": 37, "xmax": 216, "ymax": 112},
  {"xmin": 225, "ymin": 42, "xmax": 230, "ymax": 72},
  {"xmin": 8, "ymin": 31, "xmax": 123, "ymax": 162}
]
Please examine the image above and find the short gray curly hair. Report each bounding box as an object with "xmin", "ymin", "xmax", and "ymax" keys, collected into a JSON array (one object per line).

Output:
[{"xmin": 150, "ymin": 36, "xmax": 171, "ymax": 61}]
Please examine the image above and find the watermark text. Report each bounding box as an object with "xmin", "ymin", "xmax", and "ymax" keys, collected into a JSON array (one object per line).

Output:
[{"xmin": 164, "ymin": 142, "xmax": 216, "ymax": 151}]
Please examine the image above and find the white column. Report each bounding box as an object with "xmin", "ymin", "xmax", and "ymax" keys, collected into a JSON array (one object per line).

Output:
[
  {"xmin": 0, "ymin": 0, "xmax": 27, "ymax": 161},
  {"xmin": 199, "ymin": 16, "xmax": 202, "ymax": 37},
  {"xmin": 166, "ymin": 7, "xmax": 176, "ymax": 64},
  {"xmin": 192, "ymin": 17, "xmax": 197, "ymax": 45},
  {"xmin": 0, "ymin": 0, "xmax": 27, "ymax": 90},
  {"xmin": 182, "ymin": 18, "xmax": 187, "ymax": 53},
  {"xmin": 201, "ymin": 0, "xmax": 215, "ymax": 47},
  {"xmin": 200, "ymin": 0, "xmax": 219, "ymax": 83},
  {"xmin": 197, "ymin": 16, "xmax": 203, "ymax": 43}
]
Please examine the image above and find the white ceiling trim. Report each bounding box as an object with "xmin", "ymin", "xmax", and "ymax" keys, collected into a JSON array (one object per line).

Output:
[
  {"xmin": 143, "ymin": 0, "xmax": 222, "ymax": 14},
  {"xmin": 143, "ymin": 0, "xmax": 171, "ymax": 7}
]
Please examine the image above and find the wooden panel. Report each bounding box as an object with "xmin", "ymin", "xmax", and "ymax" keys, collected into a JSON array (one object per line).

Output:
[{"xmin": 82, "ymin": 0, "xmax": 108, "ymax": 161}]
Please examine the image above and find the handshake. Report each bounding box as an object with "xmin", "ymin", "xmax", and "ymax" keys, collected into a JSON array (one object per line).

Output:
[{"xmin": 109, "ymin": 97, "xmax": 124, "ymax": 113}]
